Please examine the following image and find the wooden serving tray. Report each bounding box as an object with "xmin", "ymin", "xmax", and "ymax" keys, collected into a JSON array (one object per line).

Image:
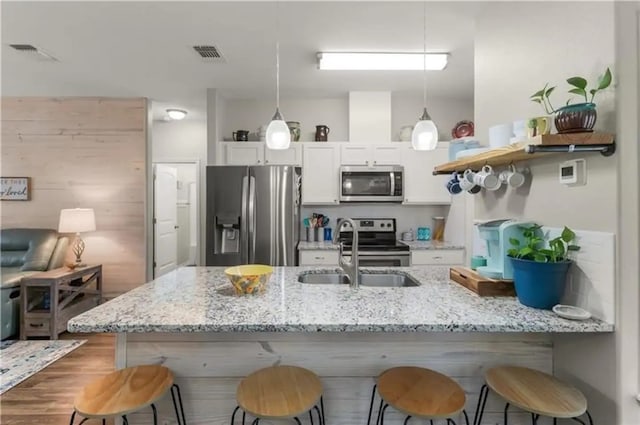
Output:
[{"xmin": 450, "ymin": 266, "xmax": 515, "ymax": 297}]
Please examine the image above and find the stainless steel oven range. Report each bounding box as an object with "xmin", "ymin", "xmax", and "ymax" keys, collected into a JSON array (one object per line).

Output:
[{"xmin": 336, "ymin": 218, "xmax": 409, "ymax": 267}]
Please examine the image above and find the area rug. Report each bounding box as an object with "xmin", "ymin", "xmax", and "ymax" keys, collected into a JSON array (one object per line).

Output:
[{"xmin": 0, "ymin": 339, "xmax": 87, "ymax": 394}]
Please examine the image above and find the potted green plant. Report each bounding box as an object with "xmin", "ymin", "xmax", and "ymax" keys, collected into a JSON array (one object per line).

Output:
[
  {"xmin": 530, "ymin": 67, "xmax": 612, "ymax": 134},
  {"xmin": 507, "ymin": 224, "xmax": 580, "ymax": 309}
]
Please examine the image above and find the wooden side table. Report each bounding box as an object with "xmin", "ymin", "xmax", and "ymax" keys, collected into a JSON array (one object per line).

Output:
[{"xmin": 20, "ymin": 264, "xmax": 102, "ymax": 340}]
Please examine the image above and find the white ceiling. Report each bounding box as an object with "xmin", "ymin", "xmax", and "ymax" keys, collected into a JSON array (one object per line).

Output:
[{"xmin": 1, "ymin": 1, "xmax": 478, "ymax": 121}]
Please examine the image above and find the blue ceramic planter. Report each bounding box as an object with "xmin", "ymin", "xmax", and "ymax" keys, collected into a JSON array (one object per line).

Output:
[{"xmin": 510, "ymin": 257, "xmax": 572, "ymax": 309}]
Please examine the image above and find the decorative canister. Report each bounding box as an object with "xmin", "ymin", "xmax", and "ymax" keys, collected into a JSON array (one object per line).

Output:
[
  {"xmin": 315, "ymin": 125, "xmax": 330, "ymax": 142},
  {"xmin": 286, "ymin": 121, "xmax": 301, "ymax": 142}
]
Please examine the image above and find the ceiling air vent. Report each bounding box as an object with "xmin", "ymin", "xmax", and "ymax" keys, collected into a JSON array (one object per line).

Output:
[
  {"xmin": 9, "ymin": 44, "xmax": 58, "ymax": 61},
  {"xmin": 192, "ymin": 45, "xmax": 225, "ymax": 63}
]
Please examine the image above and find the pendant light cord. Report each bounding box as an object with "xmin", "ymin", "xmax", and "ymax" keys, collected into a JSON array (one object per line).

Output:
[
  {"xmin": 275, "ymin": 1, "xmax": 280, "ymax": 111},
  {"xmin": 422, "ymin": 0, "xmax": 427, "ymax": 111}
]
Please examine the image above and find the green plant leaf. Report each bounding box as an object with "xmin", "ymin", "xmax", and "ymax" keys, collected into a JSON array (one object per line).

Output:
[
  {"xmin": 545, "ymin": 86, "xmax": 556, "ymax": 97},
  {"xmin": 567, "ymin": 77, "xmax": 587, "ymax": 89},
  {"xmin": 531, "ymin": 89, "xmax": 545, "ymax": 98},
  {"xmin": 509, "ymin": 238, "xmax": 521, "ymax": 246},
  {"xmin": 519, "ymin": 247, "xmax": 534, "ymax": 257},
  {"xmin": 566, "ymin": 99, "xmax": 572, "ymax": 106},
  {"xmin": 597, "ymin": 68, "xmax": 612, "ymax": 90},
  {"xmin": 561, "ymin": 226, "xmax": 576, "ymax": 243},
  {"xmin": 534, "ymin": 253, "xmax": 548, "ymax": 262},
  {"xmin": 507, "ymin": 248, "xmax": 519, "ymax": 257},
  {"xmin": 531, "ymin": 98, "xmax": 542, "ymax": 104},
  {"xmin": 568, "ymin": 245, "xmax": 581, "ymax": 251},
  {"xmin": 569, "ymin": 88, "xmax": 587, "ymax": 96}
]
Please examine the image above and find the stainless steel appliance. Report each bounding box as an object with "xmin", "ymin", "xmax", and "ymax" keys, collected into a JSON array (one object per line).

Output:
[
  {"xmin": 206, "ymin": 166, "xmax": 301, "ymax": 266},
  {"xmin": 336, "ymin": 218, "xmax": 410, "ymax": 267},
  {"xmin": 339, "ymin": 165, "xmax": 403, "ymax": 203}
]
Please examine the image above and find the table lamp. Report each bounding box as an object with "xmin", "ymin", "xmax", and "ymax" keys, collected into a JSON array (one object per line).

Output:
[{"xmin": 58, "ymin": 208, "xmax": 96, "ymax": 265}]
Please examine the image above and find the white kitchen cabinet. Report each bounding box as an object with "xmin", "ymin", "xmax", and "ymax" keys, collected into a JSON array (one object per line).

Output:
[
  {"xmin": 264, "ymin": 144, "xmax": 302, "ymax": 165},
  {"xmin": 299, "ymin": 250, "xmax": 340, "ymax": 266},
  {"xmin": 411, "ymin": 249, "xmax": 464, "ymax": 266},
  {"xmin": 401, "ymin": 144, "xmax": 451, "ymax": 205},
  {"xmin": 302, "ymin": 143, "xmax": 341, "ymax": 205},
  {"xmin": 372, "ymin": 145, "xmax": 403, "ymax": 165},
  {"xmin": 340, "ymin": 144, "xmax": 403, "ymax": 166},
  {"xmin": 340, "ymin": 145, "xmax": 371, "ymax": 165},
  {"xmin": 223, "ymin": 143, "xmax": 265, "ymax": 165}
]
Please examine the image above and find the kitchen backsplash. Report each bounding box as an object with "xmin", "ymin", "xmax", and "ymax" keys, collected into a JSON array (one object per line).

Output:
[{"xmin": 300, "ymin": 204, "xmax": 447, "ymax": 239}]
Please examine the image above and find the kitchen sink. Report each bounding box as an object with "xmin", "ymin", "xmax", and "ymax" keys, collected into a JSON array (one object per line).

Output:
[{"xmin": 297, "ymin": 270, "xmax": 420, "ymax": 287}]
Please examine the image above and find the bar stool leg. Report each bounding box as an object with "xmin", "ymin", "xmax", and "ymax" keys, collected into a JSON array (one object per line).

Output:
[
  {"xmin": 367, "ymin": 385, "xmax": 377, "ymax": 425},
  {"xmin": 294, "ymin": 417, "xmax": 302, "ymax": 425},
  {"xmin": 78, "ymin": 419, "xmax": 89, "ymax": 425},
  {"xmin": 320, "ymin": 396, "xmax": 326, "ymax": 425},
  {"xmin": 375, "ymin": 398, "xmax": 384, "ymax": 425},
  {"xmin": 152, "ymin": 403, "xmax": 158, "ymax": 425},
  {"xmin": 68, "ymin": 411, "xmax": 76, "ymax": 425},
  {"xmin": 462, "ymin": 409, "xmax": 470, "ymax": 425},
  {"xmin": 473, "ymin": 384, "xmax": 489, "ymax": 425},
  {"xmin": 571, "ymin": 417, "xmax": 587, "ymax": 425},
  {"xmin": 313, "ymin": 405, "xmax": 322, "ymax": 425},
  {"xmin": 231, "ymin": 406, "xmax": 240, "ymax": 425},
  {"xmin": 379, "ymin": 404, "xmax": 389, "ymax": 425},
  {"xmin": 403, "ymin": 415, "xmax": 411, "ymax": 425},
  {"xmin": 242, "ymin": 410, "xmax": 246, "ymax": 425},
  {"xmin": 171, "ymin": 383, "xmax": 187, "ymax": 425},
  {"xmin": 531, "ymin": 413, "xmax": 539, "ymax": 424},
  {"xmin": 102, "ymin": 419, "xmax": 106, "ymax": 425},
  {"xmin": 447, "ymin": 419, "xmax": 458, "ymax": 425},
  {"xmin": 122, "ymin": 415, "xmax": 129, "ymax": 425},
  {"xmin": 309, "ymin": 410, "xmax": 314, "ymax": 425},
  {"xmin": 503, "ymin": 402, "xmax": 510, "ymax": 425},
  {"xmin": 586, "ymin": 410, "xmax": 594, "ymax": 425}
]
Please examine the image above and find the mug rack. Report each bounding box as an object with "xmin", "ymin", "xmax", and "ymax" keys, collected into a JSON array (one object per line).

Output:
[{"xmin": 432, "ymin": 132, "xmax": 616, "ymax": 175}]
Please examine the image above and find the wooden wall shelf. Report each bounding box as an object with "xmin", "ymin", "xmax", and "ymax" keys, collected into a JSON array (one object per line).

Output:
[{"xmin": 432, "ymin": 132, "xmax": 615, "ymax": 175}]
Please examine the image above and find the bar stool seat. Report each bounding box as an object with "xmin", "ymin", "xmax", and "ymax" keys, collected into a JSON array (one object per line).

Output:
[
  {"xmin": 377, "ymin": 367, "xmax": 467, "ymax": 420},
  {"xmin": 485, "ymin": 366, "xmax": 587, "ymax": 418},
  {"xmin": 474, "ymin": 366, "xmax": 593, "ymax": 425},
  {"xmin": 69, "ymin": 365, "xmax": 187, "ymax": 425}
]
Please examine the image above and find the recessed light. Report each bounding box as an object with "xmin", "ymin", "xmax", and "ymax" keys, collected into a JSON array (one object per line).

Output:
[
  {"xmin": 317, "ymin": 52, "xmax": 449, "ymax": 71},
  {"xmin": 166, "ymin": 109, "xmax": 187, "ymax": 120}
]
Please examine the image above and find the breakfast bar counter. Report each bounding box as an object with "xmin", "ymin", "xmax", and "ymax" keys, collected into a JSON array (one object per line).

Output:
[
  {"xmin": 68, "ymin": 266, "xmax": 611, "ymax": 333},
  {"xmin": 67, "ymin": 267, "xmax": 612, "ymax": 425}
]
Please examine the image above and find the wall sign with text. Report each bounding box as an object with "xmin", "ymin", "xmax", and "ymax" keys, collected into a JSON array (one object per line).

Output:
[{"xmin": 1, "ymin": 177, "xmax": 31, "ymax": 201}]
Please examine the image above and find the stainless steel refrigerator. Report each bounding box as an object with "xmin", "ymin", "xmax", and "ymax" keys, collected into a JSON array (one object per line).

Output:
[{"xmin": 206, "ymin": 165, "xmax": 301, "ymax": 266}]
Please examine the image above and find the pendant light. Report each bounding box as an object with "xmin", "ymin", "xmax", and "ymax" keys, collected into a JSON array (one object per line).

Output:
[
  {"xmin": 411, "ymin": 1, "xmax": 439, "ymax": 151},
  {"xmin": 265, "ymin": 2, "xmax": 290, "ymax": 150}
]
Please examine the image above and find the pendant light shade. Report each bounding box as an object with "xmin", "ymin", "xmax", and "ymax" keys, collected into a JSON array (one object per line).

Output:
[
  {"xmin": 266, "ymin": 3, "xmax": 290, "ymax": 150},
  {"xmin": 411, "ymin": 108, "xmax": 439, "ymax": 151},
  {"xmin": 266, "ymin": 109, "xmax": 291, "ymax": 150},
  {"xmin": 413, "ymin": 1, "xmax": 439, "ymax": 151}
]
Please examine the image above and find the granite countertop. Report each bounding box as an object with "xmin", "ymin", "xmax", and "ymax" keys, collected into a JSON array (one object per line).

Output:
[
  {"xmin": 297, "ymin": 241, "xmax": 339, "ymax": 250},
  {"xmin": 68, "ymin": 266, "xmax": 613, "ymax": 334},
  {"xmin": 398, "ymin": 240, "xmax": 465, "ymax": 250}
]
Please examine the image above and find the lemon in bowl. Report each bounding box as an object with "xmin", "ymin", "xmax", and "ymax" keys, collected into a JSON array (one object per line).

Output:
[{"xmin": 224, "ymin": 264, "xmax": 273, "ymax": 295}]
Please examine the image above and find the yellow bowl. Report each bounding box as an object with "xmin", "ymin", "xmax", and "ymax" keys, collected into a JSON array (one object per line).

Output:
[{"xmin": 224, "ymin": 264, "xmax": 273, "ymax": 295}]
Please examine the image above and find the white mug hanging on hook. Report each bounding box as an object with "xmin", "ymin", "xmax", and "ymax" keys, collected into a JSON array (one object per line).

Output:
[
  {"xmin": 473, "ymin": 165, "xmax": 501, "ymax": 191},
  {"xmin": 499, "ymin": 164, "xmax": 526, "ymax": 188}
]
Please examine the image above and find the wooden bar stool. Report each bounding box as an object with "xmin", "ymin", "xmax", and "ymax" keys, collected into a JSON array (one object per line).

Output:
[
  {"xmin": 367, "ymin": 366, "xmax": 470, "ymax": 425},
  {"xmin": 473, "ymin": 366, "xmax": 593, "ymax": 425},
  {"xmin": 231, "ymin": 365, "xmax": 324, "ymax": 425},
  {"xmin": 68, "ymin": 365, "xmax": 187, "ymax": 425}
]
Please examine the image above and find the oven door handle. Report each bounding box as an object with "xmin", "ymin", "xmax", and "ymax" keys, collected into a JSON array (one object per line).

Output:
[{"xmin": 345, "ymin": 251, "xmax": 410, "ymax": 257}]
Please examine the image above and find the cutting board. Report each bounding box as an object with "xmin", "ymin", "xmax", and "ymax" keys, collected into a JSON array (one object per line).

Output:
[{"xmin": 450, "ymin": 267, "xmax": 515, "ymax": 296}]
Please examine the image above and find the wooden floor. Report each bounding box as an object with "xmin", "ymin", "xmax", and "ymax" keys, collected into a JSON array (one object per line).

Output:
[{"xmin": 1, "ymin": 333, "xmax": 115, "ymax": 425}]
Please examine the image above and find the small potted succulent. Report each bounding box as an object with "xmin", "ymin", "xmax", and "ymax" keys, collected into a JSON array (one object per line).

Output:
[
  {"xmin": 507, "ymin": 225, "xmax": 580, "ymax": 309},
  {"xmin": 530, "ymin": 67, "xmax": 612, "ymax": 134}
]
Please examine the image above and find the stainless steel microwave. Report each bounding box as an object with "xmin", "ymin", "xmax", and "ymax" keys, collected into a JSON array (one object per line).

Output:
[{"xmin": 339, "ymin": 165, "xmax": 404, "ymax": 202}]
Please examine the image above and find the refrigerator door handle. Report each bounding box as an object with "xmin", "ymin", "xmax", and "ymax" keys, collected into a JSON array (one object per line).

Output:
[
  {"xmin": 281, "ymin": 169, "xmax": 289, "ymax": 265},
  {"xmin": 241, "ymin": 175, "xmax": 249, "ymax": 264},
  {"xmin": 249, "ymin": 175, "xmax": 257, "ymax": 263}
]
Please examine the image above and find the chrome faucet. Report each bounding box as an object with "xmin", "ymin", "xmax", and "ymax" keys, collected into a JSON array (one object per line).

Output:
[{"xmin": 333, "ymin": 218, "xmax": 360, "ymax": 288}]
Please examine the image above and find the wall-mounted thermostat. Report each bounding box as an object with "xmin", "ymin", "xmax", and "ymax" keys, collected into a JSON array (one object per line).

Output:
[{"xmin": 559, "ymin": 159, "xmax": 586, "ymax": 186}]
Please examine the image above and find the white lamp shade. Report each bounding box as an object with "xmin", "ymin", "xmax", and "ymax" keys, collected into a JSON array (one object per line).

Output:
[
  {"xmin": 411, "ymin": 120, "xmax": 439, "ymax": 151},
  {"xmin": 265, "ymin": 119, "xmax": 291, "ymax": 150},
  {"xmin": 58, "ymin": 208, "xmax": 96, "ymax": 233}
]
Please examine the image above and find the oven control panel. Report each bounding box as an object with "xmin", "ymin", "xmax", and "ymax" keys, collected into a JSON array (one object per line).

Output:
[{"xmin": 338, "ymin": 218, "xmax": 396, "ymax": 232}]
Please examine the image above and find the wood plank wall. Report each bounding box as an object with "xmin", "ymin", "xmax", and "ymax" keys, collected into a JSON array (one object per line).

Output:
[
  {"xmin": 1, "ymin": 97, "xmax": 148, "ymax": 296},
  {"xmin": 124, "ymin": 332, "xmax": 553, "ymax": 425}
]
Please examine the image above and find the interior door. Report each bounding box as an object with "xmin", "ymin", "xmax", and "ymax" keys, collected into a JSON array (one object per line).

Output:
[{"xmin": 154, "ymin": 164, "xmax": 178, "ymax": 277}]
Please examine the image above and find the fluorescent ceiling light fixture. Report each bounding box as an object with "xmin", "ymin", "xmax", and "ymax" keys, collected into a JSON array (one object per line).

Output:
[
  {"xmin": 166, "ymin": 109, "xmax": 187, "ymax": 120},
  {"xmin": 317, "ymin": 52, "xmax": 448, "ymax": 71}
]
